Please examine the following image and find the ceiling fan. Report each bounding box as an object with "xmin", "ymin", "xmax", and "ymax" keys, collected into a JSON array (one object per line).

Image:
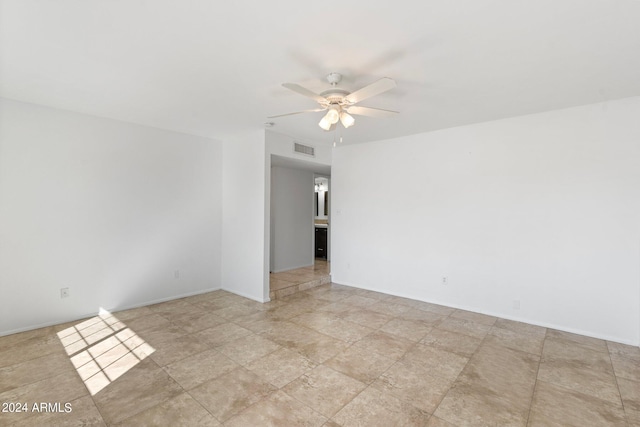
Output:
[{"xmin": 269, "ymin": 72, "xmax": 399, "ymax": 131}]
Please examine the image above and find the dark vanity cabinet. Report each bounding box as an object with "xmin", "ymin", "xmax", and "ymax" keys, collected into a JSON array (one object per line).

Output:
[{"xmin": 315, "ymin": 227, "xmax": 327, "ymax": 259}]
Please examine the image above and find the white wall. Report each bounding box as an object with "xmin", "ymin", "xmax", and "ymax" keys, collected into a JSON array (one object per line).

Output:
[
  {"xmin": 270, "ymin": 166, "xmax": 314, "ymax": 272},
  {"xmin": 331, "ymin": 97, "xmax": 640, "ymax": 345},
  {"xmin": 265, "ymin": 131, "xmax": 332, "ymax": 166},
  {"xmin": 221, "ymin": 130, "xmax": 268, "ymax": 301},
  {"xmin": 0, "ymin": 98, "xmax": 223, "ymax": 335}
]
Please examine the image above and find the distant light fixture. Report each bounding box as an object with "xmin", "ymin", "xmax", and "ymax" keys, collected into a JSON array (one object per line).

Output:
[{"xmin": 339, "ymin": 111, "xmax": 354, "ymax": 128}]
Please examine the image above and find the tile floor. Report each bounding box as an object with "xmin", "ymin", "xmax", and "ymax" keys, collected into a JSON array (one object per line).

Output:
[
  {"xmin": 269, "ymin": 260, "xmax": 331, "ymax": 300},
  {"xmin": 1, "ymin": 283, "xmax": 639, "ymax": 426}
]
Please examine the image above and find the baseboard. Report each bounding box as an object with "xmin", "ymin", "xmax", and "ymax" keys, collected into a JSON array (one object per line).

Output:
[
  {"xmin": 271, "ymin": 263, "xmax": 314, "ymax": 274},
  {"xmin": 0, "ymin": 286, "xmax": 223, "ymax": 338},
  {"xmin": 332, "ymin": 280, "xmax": 639, "ymax": 347},
  {"xmin": 221, "ymin": 287, "xmax": 268, "ymax": 303}
]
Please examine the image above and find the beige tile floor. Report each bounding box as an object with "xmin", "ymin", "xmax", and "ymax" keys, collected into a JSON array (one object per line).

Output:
[
  {"xmin": 1, "ymin": 283, "xmax": 639, "ymax": 426},
  {"xmin": 269, "ymin": 260, "xmax": 330, "ymax": 299}
]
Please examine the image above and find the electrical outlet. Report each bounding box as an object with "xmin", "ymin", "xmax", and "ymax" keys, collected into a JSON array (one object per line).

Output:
[
  {"xmin": 60, "ymin": 287, "xmax": 70, "ymax": 298},
  {"xmin": 442, "ymin": 276, "xmax": 448, "ymax": 285}
]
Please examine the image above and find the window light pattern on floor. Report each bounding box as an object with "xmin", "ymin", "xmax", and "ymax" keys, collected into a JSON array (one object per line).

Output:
[{"xmin": 56, "ymin": 308, "xmax": 154, "ymax": 395}]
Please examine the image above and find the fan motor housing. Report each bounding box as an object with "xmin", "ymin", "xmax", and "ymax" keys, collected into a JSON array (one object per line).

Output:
[{"xmin": 320, "ymin": 88, "xmax": 350, "ymax": 104}]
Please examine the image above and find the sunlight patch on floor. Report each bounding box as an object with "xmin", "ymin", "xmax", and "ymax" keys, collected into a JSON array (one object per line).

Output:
[{"xmin": 57, "ymin": 308, "xmax": 155, "ymax": 395}]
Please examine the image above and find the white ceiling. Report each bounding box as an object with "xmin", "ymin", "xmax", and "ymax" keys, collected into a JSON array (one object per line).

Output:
[{"xmin": 2, "ymin": 0, "xmax": 640, "ymax": 146}]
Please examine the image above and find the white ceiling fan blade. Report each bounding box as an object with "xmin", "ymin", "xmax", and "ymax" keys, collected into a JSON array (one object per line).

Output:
[
  {"xmin": 282, "ymin": 83, "xmax": 328, "ymax": 104},
  {"xmin": 346, "ymin": 105, "xmax": 399, "ymax": 118},
  {"xmin": 345, "ymin": 77, "xmax": 396, "ymax": 104},
  {"xmin": 268, "ymin": 108, "xmax": 325, "ymax": 118}
]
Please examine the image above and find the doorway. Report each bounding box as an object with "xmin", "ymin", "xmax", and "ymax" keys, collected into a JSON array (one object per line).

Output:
[{"xmin": 268, "ymin": 155, "xmax": 331, "ymax": 299}]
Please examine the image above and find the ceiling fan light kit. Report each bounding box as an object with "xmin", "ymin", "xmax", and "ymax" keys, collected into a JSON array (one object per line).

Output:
[
  {"xmin": 318, "ymin": 115, "xmax": 331, "ymax": 131},
  {"xmin": 269, "ymin": 72, "xmax": 399, "ymax": 132},
  {"xmin": 339, "ymin": 111, "xmax": 355, "ymax": 128},
  {"xmin": 325, "ymin": 106, "xmax": 340, "ymax": 124}
]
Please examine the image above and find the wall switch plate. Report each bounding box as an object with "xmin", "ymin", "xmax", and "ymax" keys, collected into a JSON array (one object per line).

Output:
[{"xmin": 60, "ymin": 287, "xmax": 70, "ymax": 298}]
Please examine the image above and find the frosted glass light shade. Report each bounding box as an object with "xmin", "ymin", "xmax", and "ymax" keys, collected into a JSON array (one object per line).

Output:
[
  {"xmin": 318, "ymin": 115, "xmax": 331, "ymax": 131},
  {"xmin": 340, "ymin": 111, "xmax": 355, "ymax": 128},
  {"xmin": 326, "ymin": 108, "xmax": 339, "ymax": 124}
]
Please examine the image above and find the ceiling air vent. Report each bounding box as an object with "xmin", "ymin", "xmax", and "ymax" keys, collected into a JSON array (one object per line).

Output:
[{"xmin": 293, "ymin": 142, "xmax": 315, "ymax": 157}]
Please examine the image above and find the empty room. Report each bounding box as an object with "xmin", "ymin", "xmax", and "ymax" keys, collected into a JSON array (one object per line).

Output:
[{"xmin": 1, "ymin": 1, "xmax": 639, "ymax": 426}]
